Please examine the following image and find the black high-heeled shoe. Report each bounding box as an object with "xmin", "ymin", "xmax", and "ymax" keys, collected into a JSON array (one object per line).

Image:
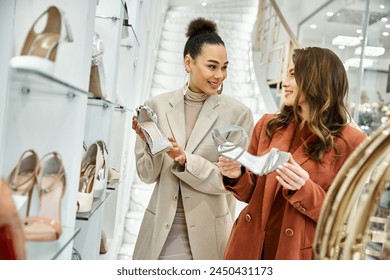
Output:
[{"xmin": 212, "ymin": 125, "xmax": 290, "ymax": 175}]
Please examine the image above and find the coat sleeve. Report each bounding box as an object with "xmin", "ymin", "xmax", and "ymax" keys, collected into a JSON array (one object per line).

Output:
[
  {"xmin": 134, "ymin": 135, "xmax": 165, "ymax": 184},
  {"xmin": 171, "ymin": 108, "xmax": 254, "ymax": 195},
  {"xmin": 282, "ymin": 125, "xmax": 368, "ymax": 223}
]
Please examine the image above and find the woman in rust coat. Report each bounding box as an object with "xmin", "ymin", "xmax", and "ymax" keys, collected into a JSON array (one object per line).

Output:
[{"xmin": 217, "ymin": 47, "xmax": 367, "ymax": 259}]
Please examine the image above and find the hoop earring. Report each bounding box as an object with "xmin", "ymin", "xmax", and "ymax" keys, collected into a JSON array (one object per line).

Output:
[
  {"xmin": 217, "ymin": 83, "xmax": 223, "ymax": 95},
  {"xmin": 183, "ymin": 70, "xmax": 189, "ymax": 95}
]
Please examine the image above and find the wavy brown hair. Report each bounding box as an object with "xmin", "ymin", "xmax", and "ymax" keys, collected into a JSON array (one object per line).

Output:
[{"xmin": 266, "ymin": 47, "xmax": 351, "ymax": 162}]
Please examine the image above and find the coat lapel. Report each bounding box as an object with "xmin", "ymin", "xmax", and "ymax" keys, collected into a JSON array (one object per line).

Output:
[
  {"xmin": 185, "ymin": 94, "xmax": 219, "ymax": 153},
  {"xmin": 270, "ymin": 121, "xmax": 312, "ymax": 200},
  {"xmin": 166, "ymin": 91, "xmax": 186, "ymax": 149}
]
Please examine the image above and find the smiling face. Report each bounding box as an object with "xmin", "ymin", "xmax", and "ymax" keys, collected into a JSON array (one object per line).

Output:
[
  {"xmin": 185, "ymin": 44, "xmax": 228, "ymax": 95},
  {"xmin": 282, "ymin": 63, "xmax": 308, "ymax": 118}
]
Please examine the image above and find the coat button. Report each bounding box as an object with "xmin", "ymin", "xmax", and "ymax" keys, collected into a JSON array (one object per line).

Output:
[
  {"xmin": 301, "ymin": 207, "xmax": 306, "ymax": 213},
  {"xmin": 245, "ymin": 214, "xmax": 252, "ymax": 221},
  {"xmin": 285, "ymin": 228, "xmax": 294, "ymax": 236},
  {"xmin": 164, "ymin": 223, "xmax": 170, "ymax": 229},
  {"xmin": 173, "ymin": 195, "xmax": 178, "ymax": 201},
  {"xmin": 293, "ymin": 202, "xmax": 301, "ymax": 208}
]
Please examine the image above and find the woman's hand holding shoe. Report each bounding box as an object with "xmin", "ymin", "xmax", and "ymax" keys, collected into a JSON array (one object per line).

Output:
[
  {"xmin": 276, "ymin": 156, "xmax": 309, "ymax": 191},
  {"xmin": 167, "ymin": 137, "xmax": 186, "ymax": 166},
  {"xmin": 132, "ymin": 115, "xmax": 147, "ymax": 143},
  {"xmin": 217, "ymin": 156, "xmax": 242, "ymax": 179}
]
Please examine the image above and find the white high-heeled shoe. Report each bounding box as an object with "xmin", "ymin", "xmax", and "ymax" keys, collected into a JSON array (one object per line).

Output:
[
  {"xmin": 212, "ymin": 125, "xmax": 290, "ymax": 176},
  {"xmin": 136, "ymin": 105, "xmax": 173, "ymax": 156},
  {"xmin": 9, "ymin": 6, "xmax": 73, "ymax": 76}
]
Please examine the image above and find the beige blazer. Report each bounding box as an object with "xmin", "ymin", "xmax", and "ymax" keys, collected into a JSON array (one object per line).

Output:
[{"xmin": 132, "ymin": 89, "xmax": 254, "ymax": 260}]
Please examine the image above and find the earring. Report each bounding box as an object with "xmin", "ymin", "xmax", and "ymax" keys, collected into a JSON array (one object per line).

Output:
[
  {"xmin": 217, "ymin": 83, "xmax": 224, "ymax": 95},
  {"xmin": 183, "ymin": 70, "xmax": 189, "ymax": 95}
]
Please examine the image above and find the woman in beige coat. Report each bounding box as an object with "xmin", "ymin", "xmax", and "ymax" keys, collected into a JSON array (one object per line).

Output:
[{"xmin": 131, "ymin": 18, "xmax": 253, "ymax": 260}]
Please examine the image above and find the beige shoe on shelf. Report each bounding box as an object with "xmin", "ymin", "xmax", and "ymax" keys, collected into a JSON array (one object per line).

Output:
[
  {"xmin": 23, "ymin": 152, "xmax": 66, "ymax": 241},
  {"xmin": 9, "ymin": 5, "xmax": 73, "ymax": 75}
]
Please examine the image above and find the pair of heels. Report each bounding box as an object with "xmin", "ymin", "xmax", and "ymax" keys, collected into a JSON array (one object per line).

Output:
[
  {"xmin": 9, "ymin": 6, "xmax": 73, "ymax": 75},
  {"xmin": 212, "ymin": 125, "xmax": 290, "ymax": 176},
  {"xmin": 77, "ymin": 140, "xmax": 107, "ymax": 213},
  {"xmin": 8, "ymin": 150, "xmax": 66, "ymax": 241},
  {"xmin": 136, "ymin": 105, "xmax": 173, "ymax": 156}
]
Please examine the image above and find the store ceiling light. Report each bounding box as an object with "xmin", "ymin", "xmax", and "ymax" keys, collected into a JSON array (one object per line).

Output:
[
  {"xmin": 354, "ymin": 46, "xmax": 385, "ymax": 57},
  {"xmin": 345, "ymin": 58, "xmax": 373, "ymax": 69},
  {"xmin": 332, "ymin": 35, "xmax": 361, "ymax": 47},
  {"xmin": 201, "ymin": 2, "xmax": 207, "ymax": 6}
]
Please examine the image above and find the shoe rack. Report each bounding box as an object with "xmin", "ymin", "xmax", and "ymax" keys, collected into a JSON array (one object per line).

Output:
[
  {"xmin": 0, "ymin": 0, "xmax": 97, "ymax": 259},
  {"xmin": 0, "ymin": 0, "xmax": 168, "ymax": 260}
]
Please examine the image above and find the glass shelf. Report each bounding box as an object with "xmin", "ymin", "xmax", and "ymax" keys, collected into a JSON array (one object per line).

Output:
[
  {"xmin": 87, "ymin": 97, "xmax": 116, "ymax": 109},
  {"xmin": 88, "ymin": 97, "xmax": 134, "ymax": 114},
  {"xmin": 115, "ymin": 104, "xmax": 135, "ymax": 114},
  {"xmin": 76, "ymin": 191, "xmax": 111, "ymax": 221},
  {"xmin": 26, "ymin": 227, "xmax": 81, "ymax": 260},
  {"xmin": 107, "ymin": 180, "xmax": 121, "ymax": 190},
  {"xmin": 10, "ymin": 67, "xmax": 91, "ymax": 97}
]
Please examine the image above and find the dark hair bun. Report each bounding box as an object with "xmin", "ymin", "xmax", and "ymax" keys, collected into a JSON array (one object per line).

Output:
[{"xmin": 186, "ymin": 17, "xmax": 217, "ymax": 38}]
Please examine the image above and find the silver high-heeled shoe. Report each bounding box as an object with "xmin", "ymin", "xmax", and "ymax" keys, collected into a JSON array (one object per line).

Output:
[
  {"xmin": 212, "ymin": 125, "xmax": 291, "ymax": 176},
  {"xmin": 136, "ymin": 105, "xmax": 173, "ymax": 156}
]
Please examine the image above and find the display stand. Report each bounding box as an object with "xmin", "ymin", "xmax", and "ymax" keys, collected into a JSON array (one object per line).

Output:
[{"xmin": 0, "ymin": 0, "xmax": 169, "ymax": 260}]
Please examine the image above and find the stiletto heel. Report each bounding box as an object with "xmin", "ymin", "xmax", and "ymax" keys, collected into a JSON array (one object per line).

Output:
[
  {"xmin": 136, "ymin": 105, "xmax": 173, "ymax": 156},
  {"xmin": 9, "ymin": 6, "xmax": 73, "ymax": 74},
  {"xmin": 212, "ymin": 125, "xmax": 291, "ymax": 175},
  {"xmin": 95, "ymin": 140, "xmax": 108, "ymax": 198},
  {"xmin": 8, "ymin": 149, "xmax": 39, "ymax": 216},
  {"xmin": 77, "ymin": 141, "xmax": 105, "ymax": 213},
  {"xmin": 23, "ymin": 152, "xmax": 66, "ymax": 241}
]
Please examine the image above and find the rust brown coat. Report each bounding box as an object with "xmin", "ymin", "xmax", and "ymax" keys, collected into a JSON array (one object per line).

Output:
[{"xmin": 223, "ymin": 114, "xmax": 367, "ymax": 260}]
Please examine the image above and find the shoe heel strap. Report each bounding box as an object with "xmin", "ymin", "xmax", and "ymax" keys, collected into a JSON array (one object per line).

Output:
[
  {"xmin": 37, "ymin": 152, "xmax": 65, "ymax": 194},
  {"xmin": 32, "ymin": 6, "xmax": 73, "ymax": 43},
  {"xmin": 9, "ymin": 149, "xmax": 38, "ymax": 190},
  {"xmin": 212, "ymin": 125, "xmax": 248, "ymax": 158}
]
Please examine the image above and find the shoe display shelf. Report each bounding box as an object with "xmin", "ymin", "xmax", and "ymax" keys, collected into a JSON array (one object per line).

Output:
[
  {"xmin": 2, "ymin": 67, "xmax": 90, "ymax": 260},
  {"xmin": 73, "ymin": 97, "xmax": 116, "ymax": 260},
  {"xmin": 72, "ymin": 0, "xmax": 138, "ymax": 260},
  {"xmin": 0, "ymin": 0, "xmax": 98, "ymax": 259},
  {"xmin": 100, "ymin": 105, "xmax": 135, "ymax": 260}
]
